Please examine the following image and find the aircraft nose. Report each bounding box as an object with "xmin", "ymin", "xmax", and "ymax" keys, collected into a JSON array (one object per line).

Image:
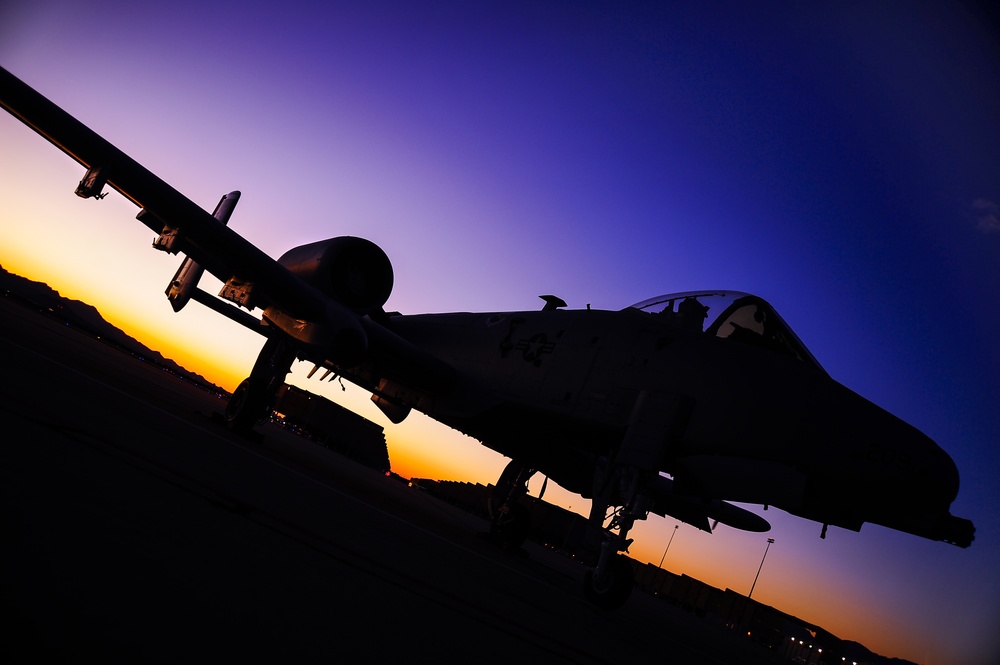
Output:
[
  {"xmin": 887, "ymin": 427, "xmax": 961, "ymax": 514},
  {"xmin": 878, "ymin": 429, "xmax": 973, "ymax": 547},
  {"xmin": 821, "ymin": 383, "xmax": 971, "ymax": 545},
  {"xmin": 923, "ymin": 440, "xmax": 960, "ymax": 507},
  {"xmin": 842, "ymin": 390, "xmax": 960, "ymax": 512}
]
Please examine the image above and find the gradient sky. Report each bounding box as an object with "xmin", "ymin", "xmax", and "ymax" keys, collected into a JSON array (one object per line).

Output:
[{"xmin": 2, "ymin": 3, "xmax": 998, "ymax": 663}]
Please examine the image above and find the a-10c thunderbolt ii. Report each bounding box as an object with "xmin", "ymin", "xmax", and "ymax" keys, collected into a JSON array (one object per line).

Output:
[{"xmin": 0, "ymin": 66, "xmax": 974, "ymax": 609}]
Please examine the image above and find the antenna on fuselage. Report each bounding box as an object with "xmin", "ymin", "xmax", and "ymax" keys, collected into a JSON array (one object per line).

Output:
[{"xmin": 539, "ymin": 295, "xmax": 567, "ymax": 311}]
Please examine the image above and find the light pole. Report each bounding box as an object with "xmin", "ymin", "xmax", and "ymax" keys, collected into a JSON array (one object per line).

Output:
[
  {"xmin": 658, "ymin": 524, "xmax": 679, "ymax": 568},
  {"xmin": 748, "ymin": 537, "xmax": 774, "ymax": 599}
]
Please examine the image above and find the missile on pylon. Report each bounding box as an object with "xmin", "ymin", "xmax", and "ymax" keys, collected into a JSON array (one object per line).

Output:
[{"xmin": 165, "ymin": 191, "xmax": 240, "ymax": 311}]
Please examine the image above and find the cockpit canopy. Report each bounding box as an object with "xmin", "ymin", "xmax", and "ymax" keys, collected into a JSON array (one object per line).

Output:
[{"xmin": 628, "ymin": 291, "xmax": 826, "ymax": 373}]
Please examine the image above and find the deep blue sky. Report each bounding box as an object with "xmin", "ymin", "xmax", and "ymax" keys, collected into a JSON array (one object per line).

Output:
[{"xmin": 2, "ymin": 3, "xmax": 998, "ymax": 663}]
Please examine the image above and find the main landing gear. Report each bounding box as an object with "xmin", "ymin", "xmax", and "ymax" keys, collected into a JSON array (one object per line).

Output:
[
  {"xmin": 486, "ymin": 460, "xmax": 536, "ymax": 551},
  {"xmin": 486, "ymin": 457, "xmax": 645, "ymax": 610},
  {"xmin": 225, "ymin": 337, "xmax": 297, "ymax": 434}
]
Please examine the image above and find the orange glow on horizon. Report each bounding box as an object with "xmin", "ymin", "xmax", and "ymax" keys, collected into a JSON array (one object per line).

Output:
[
  {"xmin": 624, "ymin": 525, "xmax": 909, "ymax": 664},
  {"xmin": 103, "ymin": 313, "xmax": 248, "ymax": 391},
  {"xmin": 1, "ymin": 252, "xmax": 254, "ymax": 392}
]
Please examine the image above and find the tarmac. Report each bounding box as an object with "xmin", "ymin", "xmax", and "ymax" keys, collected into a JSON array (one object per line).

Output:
[{"xmin": 0, "ymin": 296, "xmax": 789, "ymax": 664}]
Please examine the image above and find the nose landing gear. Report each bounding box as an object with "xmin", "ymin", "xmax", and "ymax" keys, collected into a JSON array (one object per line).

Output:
[{"xmin": 583, "ymin": 554, "xmax": 634, "ymax": 609}]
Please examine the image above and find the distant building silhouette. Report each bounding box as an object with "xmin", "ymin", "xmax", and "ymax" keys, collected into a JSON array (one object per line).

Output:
[{"xmin": 272, "ymin": 384, "xmax": 390, "ymax": 472}]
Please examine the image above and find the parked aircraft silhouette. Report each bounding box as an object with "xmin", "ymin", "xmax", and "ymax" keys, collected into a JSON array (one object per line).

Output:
[{"xmin": 1, "ymin": 67, "xmax": 974, "ymax": 608}]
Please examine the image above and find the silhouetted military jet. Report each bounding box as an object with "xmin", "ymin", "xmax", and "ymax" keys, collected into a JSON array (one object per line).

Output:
[{"xmin": 2, "ymin": 66, "xmax": 973, "ymax": 609}]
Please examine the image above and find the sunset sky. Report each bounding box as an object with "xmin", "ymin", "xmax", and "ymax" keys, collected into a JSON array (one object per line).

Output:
[{"xmin": 2, "ymin": 3, "xmax": 998, "ymax": 663}]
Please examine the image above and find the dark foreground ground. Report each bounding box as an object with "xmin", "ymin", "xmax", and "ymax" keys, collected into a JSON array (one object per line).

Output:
[{"xmin": 0, "ymin": 297, "xmax": 789, "ymax": 664}]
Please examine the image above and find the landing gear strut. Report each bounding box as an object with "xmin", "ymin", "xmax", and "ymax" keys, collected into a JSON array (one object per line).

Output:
[
  {"xmin": 580, "ymin": 390, "xmax": 683, "ymax": 609},
  {"xmin": 225, "ymin": 337, "xmax": 297, "ymax": 433},
  {"xmin": 487, "ymin": 460, "xmax": 536, "ymax": 550},
  {"xmin": 583, "ymin": 461, "xmax": 652, "ymax": 610}
]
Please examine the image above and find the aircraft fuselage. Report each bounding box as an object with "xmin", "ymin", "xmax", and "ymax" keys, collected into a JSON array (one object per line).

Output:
[{"xmin": 352, "ymin": 295, "xmax": 968, "ymax": 545}]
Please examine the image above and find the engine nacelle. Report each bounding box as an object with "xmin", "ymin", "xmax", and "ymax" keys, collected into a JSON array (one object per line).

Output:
[{"xmin": 277, "ymin": 237, "xmax": 393, "ymax": 315}]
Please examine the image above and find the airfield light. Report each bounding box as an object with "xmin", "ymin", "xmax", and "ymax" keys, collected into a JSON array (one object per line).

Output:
[
  {"xmin": 658, "ymin": 524, "xmax": 679, "ymax": 568},
  {"xmin": 748, "ymin": 537, "xmax": 774, "ymax": 598}
]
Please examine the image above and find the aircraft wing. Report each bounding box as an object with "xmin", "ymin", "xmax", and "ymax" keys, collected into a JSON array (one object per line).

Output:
[
  {"xmin": 0, "ymin": 66, "xmax": 328, "ymax": 323},
  {"xmin": 2, "ymin": 65, "xmax": 459, "ymax": 392}
]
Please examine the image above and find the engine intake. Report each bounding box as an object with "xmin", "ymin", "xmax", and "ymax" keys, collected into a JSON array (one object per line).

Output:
[{"xmin": 277, "ymin": 237, "xmax": 393, "ymax": 315}]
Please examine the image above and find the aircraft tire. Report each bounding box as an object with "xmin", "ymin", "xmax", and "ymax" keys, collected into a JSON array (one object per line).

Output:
[
  {"xmin": 583, "ymin": 555, "xmax": 634, "ymax": 610},
  {"xmin": 490, "ymin": 502, "xmax": 530, "ymax": 549},
  {"xmin": 225, "ymin": 378, "xmax": 267, "ymax": 433}
]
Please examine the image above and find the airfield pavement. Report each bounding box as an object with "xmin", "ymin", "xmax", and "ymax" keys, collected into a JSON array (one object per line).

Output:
[{"xmin": 0, "ymin": 296, "xmax": 790, "ymax": 664}]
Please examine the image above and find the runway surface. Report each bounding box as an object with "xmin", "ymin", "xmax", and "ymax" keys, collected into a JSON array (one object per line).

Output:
[{"xmin": 0, "ymin": 296, "xmax": 788, "ymax": 663}]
